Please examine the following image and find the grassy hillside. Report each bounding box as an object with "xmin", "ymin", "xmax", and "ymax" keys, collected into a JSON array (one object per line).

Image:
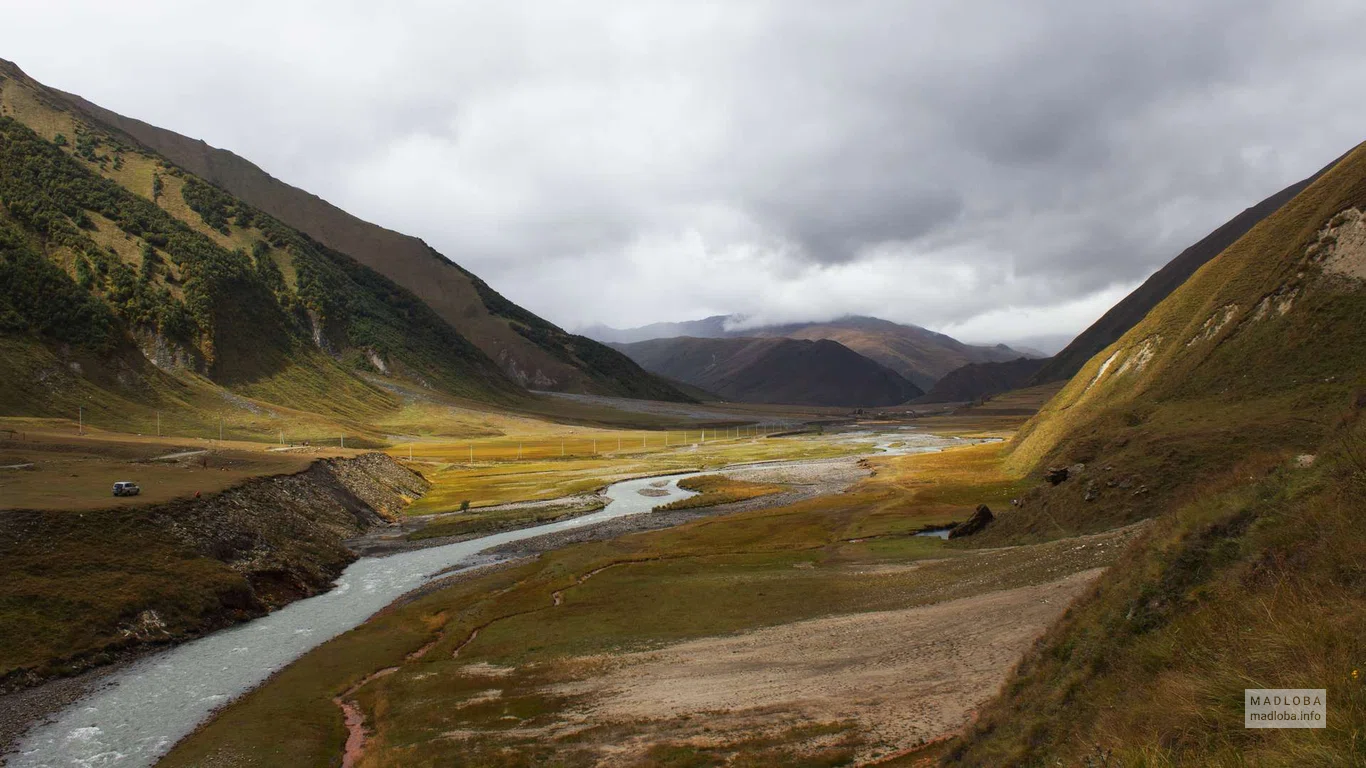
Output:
[
  {"xmin": 613, "ymin": 335, "xmax": 923, "ymax": 406},
  {"xmin": 1029, "ymin": 149, "xmax": 1348, "ymax": 387},
  {"xmin": 944, "ymin": 141, "xmax": 1366, "ymax": 764},
  {"xmin": 983, "ymin": 141, "xmax": 1366, "ymax": 542},
  {"xmin": 951, "ymin": 395, "xmax": 1366, "ymax": 766},
  {"xmin": 12, "ymin": 60, "xmax": 689, "ymax": 402},
  {"xmin": 0, "ymin": 63, "xmax": 533, "ymax": 431}
]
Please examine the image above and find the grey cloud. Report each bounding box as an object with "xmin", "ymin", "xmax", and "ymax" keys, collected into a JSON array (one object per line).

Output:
[{"xmin": 4, "ymin": 0, "xmax": 1366, "ymax": 343}]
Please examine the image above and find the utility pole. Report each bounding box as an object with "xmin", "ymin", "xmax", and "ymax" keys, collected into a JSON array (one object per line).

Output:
[
  {"xmin": 617, "ymin": 436, "xmax": 621, "ymax": 452},
  {"xmin": 219, "ymin": 415, "xmax": 223, "ymax": 442},
  {"xmin": 518, "ymin": 442, "xmax": 523, "ymax": 460},
  {"xmin": 341, "ymin": 434, "xmax": 345, "ymax": 449},
  {"xmin": 592, "ymin": 438, "xmax": 597, "ymax": 454},
  {"xmin": 469, "ymin": 444, "xmax": 473, "ymax": 463},
  {"xmin": 561, "ymin": 440, "xmax": 565, "ymax": 457},
  {"xmin": 409, "ymin": 443, "xmax": 413, "ymax": 460},
  {"xmin": 78, "ymin": 406, "xmax": 83, "ymax": 435},
  {"xmin": 156, "ymin": 410, "xmax": 161, "ymax": 438}
]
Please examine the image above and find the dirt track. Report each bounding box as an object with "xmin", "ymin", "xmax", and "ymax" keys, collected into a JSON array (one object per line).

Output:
[{"xmin": 556, "ymin": 568, "xmax": 1104, "ymax": 763}]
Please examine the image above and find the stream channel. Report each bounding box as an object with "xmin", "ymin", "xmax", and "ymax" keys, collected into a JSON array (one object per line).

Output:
[{"xmin": 14, "ymin": 430, "xmax": 968, "ymax": 767}]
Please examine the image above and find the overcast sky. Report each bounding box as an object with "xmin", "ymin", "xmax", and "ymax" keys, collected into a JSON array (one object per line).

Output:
[{"xmin": 6, "ymin": 1, "xmax": 1366, "ymax": 351}]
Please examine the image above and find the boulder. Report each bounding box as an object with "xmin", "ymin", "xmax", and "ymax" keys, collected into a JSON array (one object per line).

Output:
[
  {"xmin": 948, "ymin": 504, "xmax": 995, "ymax": 538},
  {"xmin": 1044, "ymin": 466, "xmax": 1070, "ymax": 485}
]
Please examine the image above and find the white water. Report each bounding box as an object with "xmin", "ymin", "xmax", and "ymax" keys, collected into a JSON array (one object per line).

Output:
[{"xmin": 14, "ymin": 428, "xmax": 972, "ymax": 767}]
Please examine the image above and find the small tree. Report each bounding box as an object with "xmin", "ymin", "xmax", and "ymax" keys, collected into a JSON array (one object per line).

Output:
[
  {"xmin": 140, "ymin": 243, "xmax": 161, "ymax": 282},
  {"xmin": 74, "ymin": 255, "xmax": 94, "ymax": 289}
]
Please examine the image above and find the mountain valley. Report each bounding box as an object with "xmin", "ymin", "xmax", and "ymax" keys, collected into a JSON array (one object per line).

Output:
[{"xmin": 1, "ymin": 31, "xmax": 1364, "ymax": 768}]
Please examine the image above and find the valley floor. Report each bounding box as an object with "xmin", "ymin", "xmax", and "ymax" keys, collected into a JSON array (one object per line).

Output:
[
  {"xmin": 147, "ymin": 394, "xmax": 1134, "ymax": 767},
  {"xmin": 6, "ymin": 387, "xmax": 1098, "ymax": 767}
]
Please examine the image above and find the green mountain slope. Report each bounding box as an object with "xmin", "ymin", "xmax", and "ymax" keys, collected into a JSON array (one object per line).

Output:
[
  {"xmin": 0, "ymin": 67, "xmax": 527, "ymax": 430},
  {"xmin": 948, "ymin": 141, "xmax": 1366, "ymax": 765},
  {"xmin": 16, "ymin": 61, "xmax": 686, "ymax": 402}
]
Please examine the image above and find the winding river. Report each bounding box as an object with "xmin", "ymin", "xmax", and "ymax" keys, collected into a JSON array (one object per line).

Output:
[{"xmin": 13, "ymin": 429, "xmax": 966, "ymax": 767}]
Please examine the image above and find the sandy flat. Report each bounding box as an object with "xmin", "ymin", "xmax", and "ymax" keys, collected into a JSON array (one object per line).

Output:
[{"xmin": 559, "ymin": 568, "xmax": 1103, "ymax": 759}]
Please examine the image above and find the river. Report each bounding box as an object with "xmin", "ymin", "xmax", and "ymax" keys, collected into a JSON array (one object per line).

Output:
[{"xmin": 13, "ymin": 429, "xmax": 967, "ymax": 767}]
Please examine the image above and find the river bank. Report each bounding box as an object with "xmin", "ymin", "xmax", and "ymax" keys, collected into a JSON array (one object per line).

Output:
[
  {"xmin": 6, "ymin": 430, "xmax": 967, "ymax": 766},
  {"xmin": 6, "ymin": 469, "xmax": 707, "ymax": 765}
]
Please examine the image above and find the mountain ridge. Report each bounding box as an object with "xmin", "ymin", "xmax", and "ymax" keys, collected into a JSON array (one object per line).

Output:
[
  {"xmin": 586, "ymin": 314, "xmax": 1034, "ymax": 389},
  {"xmin": 1028, "ymin": 147, "xmax": 1352, "ymax": 386},
  {"xmin": 916, "ymin": 356, "xmax": 1049, "ymax": 403},
  {"xmin": 611, "ymin": 335, "xmax": 923, "ymax": 407},
  {"xmin": 1, "ymin": 58, "xmax": 686, "ymax": 402}
]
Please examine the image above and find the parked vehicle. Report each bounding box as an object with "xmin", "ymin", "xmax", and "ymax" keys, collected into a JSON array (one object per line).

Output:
[{"xmin": 112, "ymin": 481, "xmax": 141, "ymax": 497}]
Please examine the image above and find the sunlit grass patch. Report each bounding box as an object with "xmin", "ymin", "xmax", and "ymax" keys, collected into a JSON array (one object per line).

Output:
[
  {"xmin": 656, "ymin": 474, "xmax": 786, "ymax": 511},
  {"xmin": 401, "ymin": 432, "xmax": 871, "ymax": 513}
]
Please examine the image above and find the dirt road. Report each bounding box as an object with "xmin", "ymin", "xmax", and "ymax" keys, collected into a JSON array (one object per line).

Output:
[{"xmin": 555, "ymin": 568, "xmax": 1104, "ymax": 764}]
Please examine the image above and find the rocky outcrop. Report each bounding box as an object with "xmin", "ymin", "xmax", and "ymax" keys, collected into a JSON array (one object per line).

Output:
[
  {"xmin": 1044, "ymin": 463, "xmax": 1086, "ymax": 486},
  {"xmin": 152, "ymin": 453, "xmax": 428, "ymax": 605},
  {"xmin": 949, "ymin": 504, "xmax": 995, "ymax": 538},
  {"xmin": 0, "ymin": 453, "xmax": 427, "ymax": 692},
  {"xmin": 1044, "ymin": 467, "xmax": 1070, "ymax": 485}
]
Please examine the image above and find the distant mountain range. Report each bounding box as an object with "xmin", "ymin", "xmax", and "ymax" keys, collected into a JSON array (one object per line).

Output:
[
  {"xmin": 611, "ymin": 336, "xmax": 923, "ymax": 407},
  {"xmin": 586, "ymin": 315, "xmax": 1038, "ymax": 390}
]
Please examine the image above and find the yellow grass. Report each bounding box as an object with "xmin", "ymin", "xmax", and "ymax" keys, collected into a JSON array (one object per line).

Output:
[
  {"xmin": 0, "ymin": 418, "xmax": 356, "ymax": 510},
  {"xmin": 656, "ymin": 473, "xmax": 786, "ymax": 510},
  {"xmin": 397, "ymin": 430, "xmax": 871, "ymax": 513},
  {"xmin": 159, "ymin": 425, "xmax": 1126, "ymax": 767}
]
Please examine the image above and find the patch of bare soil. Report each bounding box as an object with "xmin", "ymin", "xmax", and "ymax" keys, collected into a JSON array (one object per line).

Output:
[
  {"xmin": 555, "ymin": 568, "xmax": 1104, "ymax": 763},
  {"xmin": 1313, "ymin": 207, "xmax": 1366, "ymax": 281}
]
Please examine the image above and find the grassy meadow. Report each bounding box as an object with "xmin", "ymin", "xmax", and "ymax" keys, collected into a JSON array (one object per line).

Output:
[
  {"xmin": 394, "ymin": 426, "xmax": 874, "ymax": 514},
  {"xmin": 157, "ymin": 405, "xmax": 1095, "ymax": 767}
]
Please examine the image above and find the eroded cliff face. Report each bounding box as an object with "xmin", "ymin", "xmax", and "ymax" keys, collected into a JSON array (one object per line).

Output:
[
  {"xmin": 152, "ymin": 453, "xmax": 429, "ymax": 605},
  {"xmin": 0, "ymin": 453, "xmax": 428, "ymax": 691}
]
